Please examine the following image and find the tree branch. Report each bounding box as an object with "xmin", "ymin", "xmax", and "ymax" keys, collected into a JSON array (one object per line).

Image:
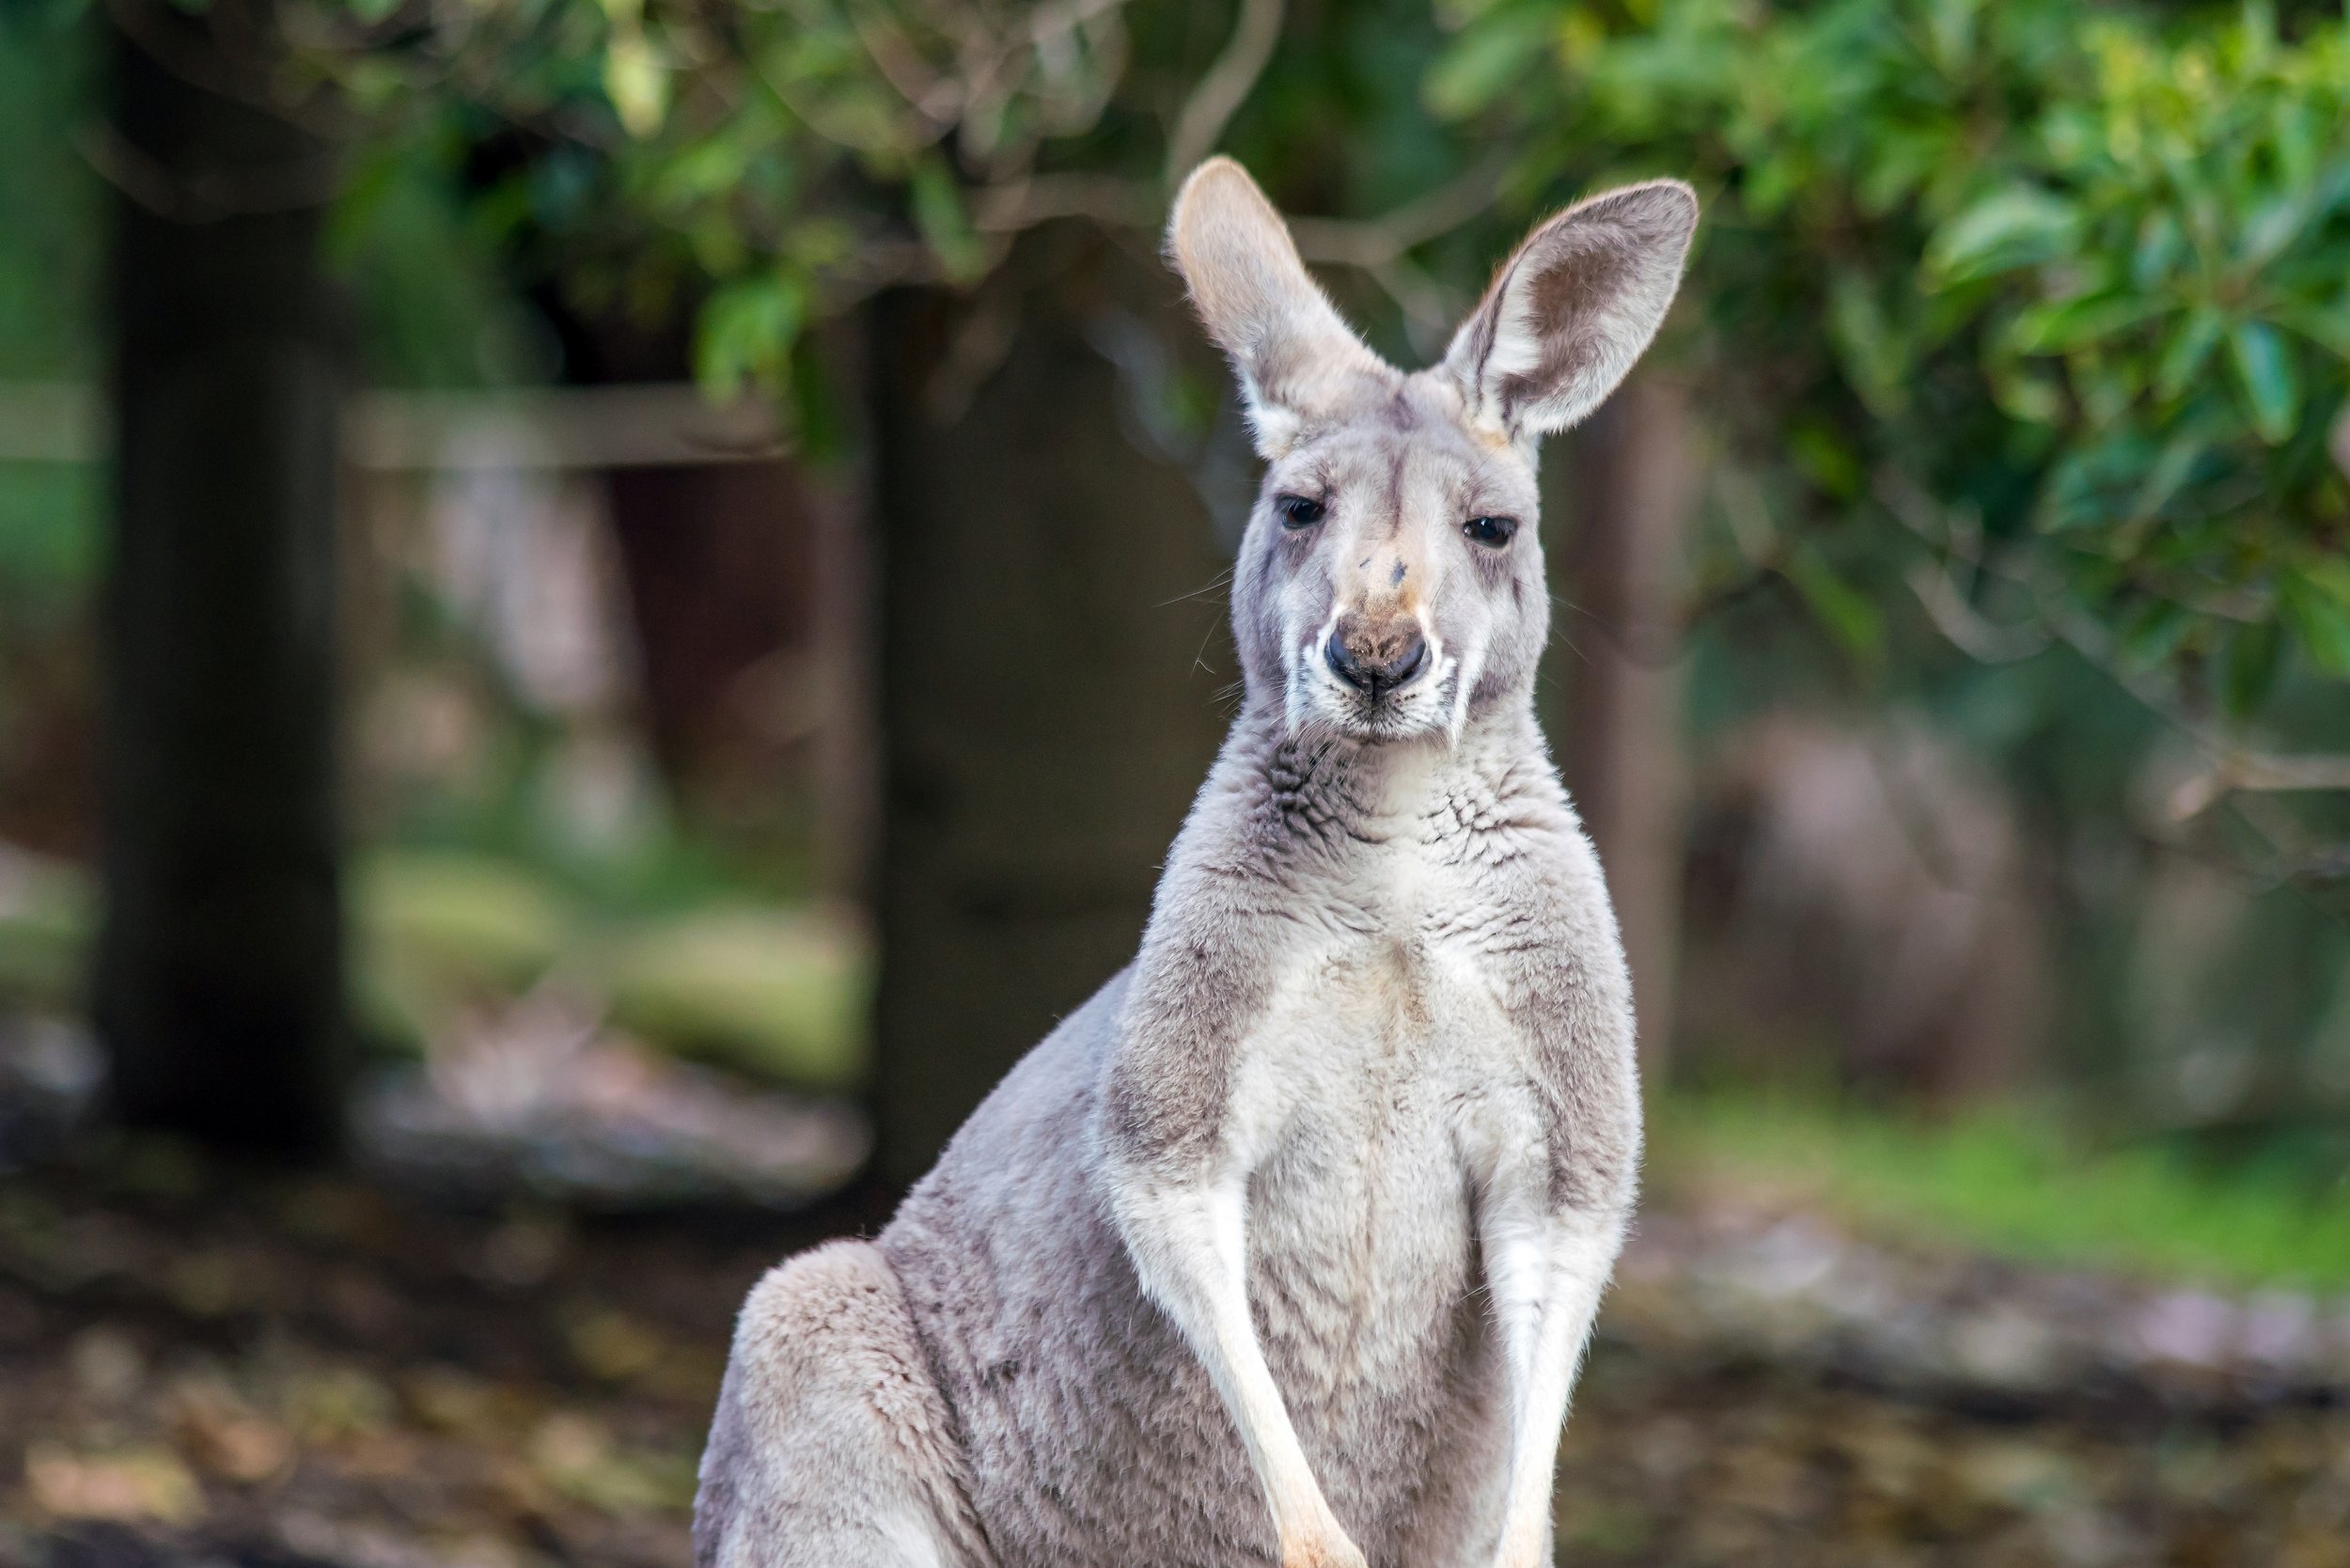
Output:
[
  {"xmin": 1873, "ymin": 465, "xmax": 2350, "ymax": 824},
  {"xmin": 2164, "ymin": 751, "xmax": 2350, "ymax": 823},
  {"xmin": 1165, "ymin": 0, "xmax": 1285, "ymax": 185},
  {"xmin": 1287, "ymin": 161, "xmax": 1501, "ymax": 269},
  {"xmin": 1903, "ymin": 560, "xmax": 2051, "ymax": 664},
  {"xmin": 970, "ymin": 171, "xmax": 1155, "ymax": 233}
]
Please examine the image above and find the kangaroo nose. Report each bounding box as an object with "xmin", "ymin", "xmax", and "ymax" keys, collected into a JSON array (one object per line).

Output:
[{"xmin": 1324, "ymin": 622, "xmax": 1428, "ymax": 700}]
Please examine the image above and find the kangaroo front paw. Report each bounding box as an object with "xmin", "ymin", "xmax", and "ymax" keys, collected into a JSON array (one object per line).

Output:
[
  {"xmin": 1488, "ymin": 1520, "xmax": 1552, "ymax": 1568},
  {"xmin": 1279, "ymin": 1513, "xmax": 1368, "ymax": 1568},
  {"xmin": 1280, "ymin": 1537, "xmax": 1367, "ymax": 1568}
]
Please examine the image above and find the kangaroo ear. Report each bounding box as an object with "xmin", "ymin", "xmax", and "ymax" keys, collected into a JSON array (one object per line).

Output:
[
  {"xmin": 1167, "ymin": 158, "xmax": 1387, "ymax": 458},
  {"xmin": 1444, "ymin": 180, "xmax": 1698, "ymax": 443}
]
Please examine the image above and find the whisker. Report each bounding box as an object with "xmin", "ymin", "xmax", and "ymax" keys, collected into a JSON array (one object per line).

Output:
[
  {"xmin": 1156, "ymin": 567, "xmax": 1236, "ymax": 608},
  {"xmin": 1192, "ymin": 623, "xmax": 1222, "ymax": 675}
]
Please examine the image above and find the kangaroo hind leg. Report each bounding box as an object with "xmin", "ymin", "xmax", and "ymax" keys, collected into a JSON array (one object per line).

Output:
[{"xmin": 696, "ymin": 1241, "xmax": 990, "ymax": 1568}]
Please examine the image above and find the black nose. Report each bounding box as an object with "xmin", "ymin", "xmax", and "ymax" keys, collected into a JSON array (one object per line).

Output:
[{"xmin": 1324, "ymin": 625, "xmax": 1428, "ymax": 700}]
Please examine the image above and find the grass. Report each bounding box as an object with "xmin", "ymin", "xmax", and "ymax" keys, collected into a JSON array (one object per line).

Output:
[{"xmin": 1649, "ymin": 1089, "xmax": 2350, "ymax": 1292}]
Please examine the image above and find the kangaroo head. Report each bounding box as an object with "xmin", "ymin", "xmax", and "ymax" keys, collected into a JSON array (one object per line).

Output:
[{"xmin": 1168, "ymin": 158, "xmax": 1697, "ymax": 745}]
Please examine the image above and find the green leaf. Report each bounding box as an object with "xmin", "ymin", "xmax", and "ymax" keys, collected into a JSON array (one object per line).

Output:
[
  {"xmin": 694, "ymin": 273, "xmax": 807, "ymax": 399},
  {"xmin": 1788, "ymin": 420, "xmax": 1864, "ymax": 500},
  {"xmin": 2127, "ymin": 434, "xmax": 2206, "ymax": 523},
  {"xmin": 2301, "ymin": 556, "xmax": 2350, "ymax": 606},
  {"xmin": 2154, "ymin": 306, "xmax": 2224, "ymax": 400},
  {"xmin": 2273, "ymin": 303, "xmax": 2350, "ymax": 362},
  {"xmin": 2238, "ymin": 190, "xmax": 2309, "ymax": 270},
  {"xmin": 787, "ymin": 334, "xmax": 847, "ymax": 465},
  {"xmin": 1856, "ymin": 125, "xmax": 1950, "ymax": 216},
  {"xmin": 2118, "ymin": 600, "xmax": 2194, "ymax": 669},
  {"xmin": 2132, "ymin": 211, "xmax": 2184, "ymax": 289},
  {"xmin": 2271, "ymin": 96, "xmax": 2319, "ymax": 192},
  {"xmin": 1784, "ymin": 542, "xmax": 1884, "ymax": 676},
  {"xmin": 909, "ymin": 158, "xmax": 984, "ymax": 284},
  {"xmin": 2279, "ymin": 574, "xmax": 2350, "ymax": 678},
  {"xmin": 1827, "ymin": 273, "xmax": 1911, "ymax": 417},
  {"xmin": 1927, "ymin": 187, "xmax": 2081, "ymax": 285},
  {"xmin": 1425, "ymin": 9, "xmax": 1550, "ymax": 120},
  {"xmin": 2035, "ymin": 437, "xmax": 2150, "ymax": 533},
  {"xmin": 603, "ymin": 28, "xmax": 669, "ymax": 138},
  {"xmin": 2222, "ymin": 619, "xmax": 2281, "ymax": 717},
  {"xmin": 1988, "ymin": 360, "xmax": 2065, "ymax": 426},
  {"xmin": 2007, "ymin": 292, "xmax": 2161, "ymax": 356},
  {"xmin": 2228, "ymin": 320, "xmax": 2300, "ymax": 444}
]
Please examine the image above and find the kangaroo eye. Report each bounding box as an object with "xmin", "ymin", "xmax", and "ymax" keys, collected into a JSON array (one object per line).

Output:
[
  {"xmin": 1275, "ymin": 494, "xmax": 1326, "ymax": 529},
  {"xmin": 1463, "ymin": 515, "xmax": 1518, "ymax": 548}
]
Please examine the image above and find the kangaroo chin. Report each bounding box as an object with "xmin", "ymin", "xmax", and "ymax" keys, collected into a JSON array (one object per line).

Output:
[{"xmin": 696, "ymin": 156, "xmax": 1697, "ymax": 1568}]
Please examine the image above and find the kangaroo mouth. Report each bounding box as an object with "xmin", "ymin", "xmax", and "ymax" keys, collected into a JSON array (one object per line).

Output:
[{"xmin": 1299, "ymin": 670, "xmax": 1459, "ymax": 744}]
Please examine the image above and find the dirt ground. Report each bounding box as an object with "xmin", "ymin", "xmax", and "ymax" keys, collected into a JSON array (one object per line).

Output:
[{"xmin": 1, "ymin": 1142, "xmax": 2344, "ymax": 1568}]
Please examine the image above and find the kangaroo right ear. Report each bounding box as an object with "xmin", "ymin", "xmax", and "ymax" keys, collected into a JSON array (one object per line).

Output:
[
  {"xmin": 1167, "ymin": 158, "xmax": 1387, "ymax": 459},
  {"xmin": 1443, "ymin": 180, "xmax": 1698, "ymax": 444}
]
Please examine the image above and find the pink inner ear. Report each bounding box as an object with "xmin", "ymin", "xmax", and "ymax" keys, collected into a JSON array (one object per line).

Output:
[
  {"xmin": 1449, "ymin": 181, "xmax": 1698, "ymax": 439},
  {"xmin": 1490, "ymin": 232, "xmax": 1637, "ymax": 427}
]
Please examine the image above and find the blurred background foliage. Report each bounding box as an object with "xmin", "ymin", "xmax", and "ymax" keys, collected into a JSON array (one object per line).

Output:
[
  {"xmin": 9, "ymin": 9, "xmax": 2350, "ymax": 1564},
  {"xmin": 1458, "ymin": 0, "xmax": 2350, "ymax": 740},
  {"xmin": 283, "ymin": 0, "xmax": 2350, "ymax": 736},
  {"xmin": 2, "ymin": 0, "xmax": 2349, "ymax": 1266}
]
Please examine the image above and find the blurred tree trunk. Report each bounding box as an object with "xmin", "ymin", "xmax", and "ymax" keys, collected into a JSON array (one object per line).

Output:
[
  {"xmin": 866, "ymin": 234, "xmax": 1230, "ymax": 1186},
  {"xmin": 1548, "ymin": 376, "xmax": 1699, "ymax": 1081},
  {"xmin": 604, "ymin": 463, "xmax": 808, "ymax": 776},
  {"xmin": 94, "ymin": 0, "xmax": 348, "ymax": 1154},
  {"xmin": 805, "ymin": 438, "xmax": 879, "ymax": 905},
  {"xmin": 526, "ymin": 299, "xmax": 870, "ymax": 888}
]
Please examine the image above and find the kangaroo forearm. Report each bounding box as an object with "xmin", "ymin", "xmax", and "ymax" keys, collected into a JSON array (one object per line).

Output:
[{"xmin": 1107, "ymin": 1173, "xmax": 1348, "ymax": 1556}]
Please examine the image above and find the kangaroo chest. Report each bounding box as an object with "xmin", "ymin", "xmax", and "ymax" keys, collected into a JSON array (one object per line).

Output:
[
  {"xmin": 1239, "ymin": 838, "xmax": 1535, "ymax": 1142},
  {"xmin": 1228, "ymin": 844, "xmax": 1535, "ymax": 1414},
  {"xmin": 875, "ymin": 805, "xmax": 1586, "ymax": 1567}
]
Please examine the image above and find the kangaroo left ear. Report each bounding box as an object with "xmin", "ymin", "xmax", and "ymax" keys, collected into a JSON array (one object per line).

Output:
[
  {"xmin": 1444, "ymin": 180, "xmax": 1698, "ymax": 443},
  {"xmin": 1167, "ymin": 157, "xmax": 1390, "ymax": 458}
]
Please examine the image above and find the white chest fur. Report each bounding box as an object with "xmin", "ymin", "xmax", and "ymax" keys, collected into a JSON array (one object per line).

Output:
[
  {"xmin": 1234, "ymin": 829, "xmax": 1536, "ymax": 1145},
  {"xmin": 1224, "ymin": 833, "xmax": 1543, "ymax": 1382}
]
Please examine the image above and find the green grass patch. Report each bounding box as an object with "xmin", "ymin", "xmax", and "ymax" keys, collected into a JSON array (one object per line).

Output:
[
  {"xmin": 349, "ymin": 846, "xmax": 870, "ymax": 1090},
  {"xmin": 0, "ymin": 462, "xmax": 100, "ymax": 605},
  {"xmin": 1651, "ymin": 1090, "xmax": 2350, "ymax": 1292}
]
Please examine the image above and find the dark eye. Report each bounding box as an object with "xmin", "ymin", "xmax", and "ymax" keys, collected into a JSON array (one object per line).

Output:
[
  {"xmin": 1463, "ymin": 515, "xmax": 1518, "ymax": 548},
  {"xmin": 1275, "ymin": 494, "xmax": 1326, "ymax": 529}
]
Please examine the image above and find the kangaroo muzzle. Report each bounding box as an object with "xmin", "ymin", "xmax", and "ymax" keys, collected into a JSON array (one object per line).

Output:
[{"xmin": 1324, "ymin": 609, "xmax": 1430, "ymax": 702}]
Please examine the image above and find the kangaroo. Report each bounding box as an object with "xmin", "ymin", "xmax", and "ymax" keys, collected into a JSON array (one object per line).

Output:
[{"xmin": 696, "ymin": 157, "xmax": 1698, "ymax": 1568}]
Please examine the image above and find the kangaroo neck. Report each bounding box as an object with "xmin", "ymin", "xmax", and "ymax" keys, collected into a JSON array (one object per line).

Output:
[{"xmin": 1217, "ymin": 690, "xmax": 1552, "ymax": 843}]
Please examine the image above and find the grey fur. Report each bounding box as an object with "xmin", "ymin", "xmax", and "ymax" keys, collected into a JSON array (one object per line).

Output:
[{"xmin": 697, "ymin": 158, "xmax": 1697, "ymax": 1568}]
